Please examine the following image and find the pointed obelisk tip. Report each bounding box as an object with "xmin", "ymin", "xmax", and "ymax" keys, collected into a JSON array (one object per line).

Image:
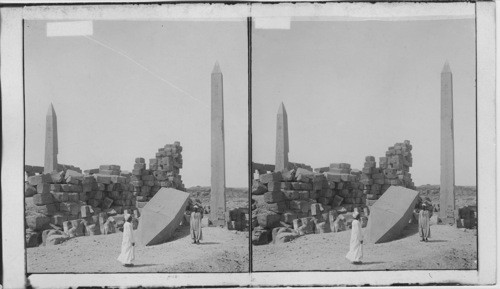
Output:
[
  {"xmin": 212, "ymin": 61, "xmax": 221, "ymax": 74},
  {"xmin": 47, "ymin": 103, "xmax": 55, "ymax": 115},
  {"xmin": 278, "ymin": 102, "xmax": 286, "ymax": 114},
  {"xmin": 442, "ymin": 61, "xmax": 451, "ymax": 73}
]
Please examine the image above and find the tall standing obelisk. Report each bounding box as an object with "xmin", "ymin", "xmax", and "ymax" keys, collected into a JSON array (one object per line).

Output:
[
  {"xmin": 439, "ymin": 61, "xmax": 455, "ymax": 224},
  {"xmin": 275, "ymin": 102, "xmax": 289, "ymax": 172},
  {"xmin": 44, "ymin": 103, "xmax": 58, "ymax": 173},
  {"xmin": 210, "ymin": 62, "xmax": 226, "ymax": 227}
]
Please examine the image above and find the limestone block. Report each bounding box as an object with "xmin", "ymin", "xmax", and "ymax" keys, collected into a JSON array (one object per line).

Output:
[
  {"xmin": 332, "ymin": 195, "xmax": 344, "ymax": 207},
  {"xmin": 259, "ymin": 172, "xmax": 282, "ymax": 184},
  {"xmin": 315, "ymin": 221, "xmax": 330, "ymax": 234},
  {"xmin": 264, "ymin": 201, "xmax": 287, "ymax": 213},
  {"xmin": 67, "ymin": 193, "xmax": 79, "ymax": 202},
  {"xmin": 289, "ymin": 200, "xmax": 311, "ymax": 213},
  {"xmin": 134, "ymin": 163, "xmax": 146, "ymax": 170},
  {"xmin": 110, "ymin": 175, "xmax": 126, "ymax": 184},
  {"xmin": 257, "ymin": 212, "xmax": 281, "ymax": 229},
  {"xmin": 310, "ymin": 203, "xmax": 322, "ymax": 216},
  {"xmin": 46, "ymin": 234, "xmax": 69, "ymax": 246},
  {"xmin": 85, "ymin": 224, "xmax": 100, "ymax": 236},
  {"xmin": 282, "ymin": 211, "xmax": 298, "ymax": 224},
  {"xmin": 299, "ymin": 217, "xmax": 314, "ymax": 234},
  {"xmin": 60, "ymin": 202, "xmax": 80, "ymax": 216},
  {"xmin": 51, "ymin": 213, "xmax": 68, "ymax": 227},
  {"xmin": 298, "ymin": 191, "xmax": 309, "ymax": 200},
  {"xmin": 324, "ymin": 172, "xmax": 341, "ymax": 183},
  {"xmin": 264, "ymin": 191, "xmax": 284, "ymax": 203},
  {"xmin": 94, "ymin": 174, "xmax": 111, "ymax": 184},
  {"xmin": 102, "ymin": 197, "xmax": 114, "ymax": 209},
  {"xmin": 281, "ymin": 170, "xmax": 295, "ymax": 181},
  {"xmin": 64, "ymin": 175, "xmax": 80, "ymax": 185},
  {"xmin": 80, "ymin": 205, "xmax": 92, "ymax": 218},
  {"xmin": 251, "ymin": 180, "xmax": 267, "ymax": 195},
  {"xmin": 25, "ymin": 230, "xmax": 40, "ymax": 248},
  {"xmin": 26, "ymin": 214, "xmax": 51, "ymax": 230},
  {"xmin": 282, "ymin": 190, "xmax": 299, "ymax": 200},
  {"xmin": 25, "ymin": 185, "xmax": 37, "ymax": 198},
  {"xmin": 27, "ymin": 174, "xmax": 52, "ymax": 186},
  {"xmin": 252, "ymin": 227, "xmax": 270, "ymax": 245},
  {"xmin": 33, "ymin": 192, "xmax": 54, "ymax": 205},
  {"xmin": 50, "ymin": 171, "xmax": 65, "ymax": 183}
]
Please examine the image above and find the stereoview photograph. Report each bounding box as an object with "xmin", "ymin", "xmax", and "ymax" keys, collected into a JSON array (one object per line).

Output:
[
  {"xmin": 24, "ymin": 19, "xmax": 249, "ymax": 273},
  {"xmin": 251, "ymin": 14, "xmax": 477, "ymax": 271}
]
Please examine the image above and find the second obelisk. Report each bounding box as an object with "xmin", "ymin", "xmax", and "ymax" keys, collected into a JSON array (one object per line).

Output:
[{"xmin": 210, "ymin": 62, "xmax": 227, "ymax": 227}]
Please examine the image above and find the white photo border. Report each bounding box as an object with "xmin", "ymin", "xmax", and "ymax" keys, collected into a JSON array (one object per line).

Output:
[{"xmin": 1, "ymin": 2, "xmax": 496, "ymax": 288}]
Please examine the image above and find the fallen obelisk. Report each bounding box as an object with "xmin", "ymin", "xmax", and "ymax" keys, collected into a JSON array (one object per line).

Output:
[
  {"xmin": 44, "ymin": 103, "xmax": 58, "ymax": 173},
  {"xmin": 136, "ymin": 188, "xmax": 190, "ymax": 246},
  {"xmin": 365, "ymin": 186, "xmax": 419, "ymax": 244},
  {"xmin": 439, "ymin": 61, "xmax": 456, "ymax": 225},
  {"xmin": 210, "ymin": 61, "xmax": 227, "ymax": 227}
]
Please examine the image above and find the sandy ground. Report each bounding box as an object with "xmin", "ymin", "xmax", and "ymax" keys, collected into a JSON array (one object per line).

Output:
[
  {"xmin": 27, "ymin": 225, "xmax": 249, "ymax": 273},
  {"xmin": 253, "ymin": 224, "xmax": 477, "ymax": 271}
]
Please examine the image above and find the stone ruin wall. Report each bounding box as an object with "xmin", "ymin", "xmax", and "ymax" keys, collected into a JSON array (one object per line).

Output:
[
  {"xmin": 24, "ymin": 142, "xmax": 186, "ymax": 247},
  {"xmin": 251, "ymin": 140, "xmax": 414, "ymax": 245}
]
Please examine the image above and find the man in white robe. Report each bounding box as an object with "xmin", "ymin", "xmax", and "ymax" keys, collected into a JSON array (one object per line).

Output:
[
  {"xmin": 190, "ymin": 205, "xmax": 203, "ymax": 244},
  {"xmin": 346, "ymin": 211, "xmax": 363, "ymax": 264},
  {"xmin": 418, "ymin": 203, "xmax": 431, "ymax": 242},
  {"xmin": 117, "ymin": 214, "xmax": 135, "ymax": 267}
]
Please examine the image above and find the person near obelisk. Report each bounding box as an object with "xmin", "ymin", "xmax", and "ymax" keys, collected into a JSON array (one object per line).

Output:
[
  {"xmin": 117, "ymin": 214, "xmax": 135, "ymax": 267},
  {"xmin": 418, "ymin": 203, "xmax": 431, "ymax": 242},
  {"xmin": 190, "ymin": 204, "xmax": 203, "ymax": 244},
  {"xmin": 346, "ymin": 212, "xmax": 363, "ymax": 264}
]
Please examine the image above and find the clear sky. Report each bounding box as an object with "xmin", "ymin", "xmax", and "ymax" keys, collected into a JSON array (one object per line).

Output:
[
  {"xmin": 252, "ymin": 18, "xmax": 476, "ymax": 186},
  {"xmin": 24, "ymin": 20, "xmax": 248, "ymax": 187}
]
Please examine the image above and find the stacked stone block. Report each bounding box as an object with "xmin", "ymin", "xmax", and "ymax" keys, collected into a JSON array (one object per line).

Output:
[
  {"xmin": 364, "ymin": 140, "xmax": 415, "ymax": 206},
  {"xmin": 89, "ymin": 165, "xmax": 137, "ymax": 216},
  {"xmin": 252, "ymin": 165, "xmax": 367, "ymax": 244},
  {"xmin": 25, "ymin": 165, "xmax": 139, "ymax": 247},
  {"xmin": 132, "ymin": 142, "xmax": 186, "ymax": 208},
  {"xmin": 226, "ymin": 207, "xmax": 249, "ymax": 231}
]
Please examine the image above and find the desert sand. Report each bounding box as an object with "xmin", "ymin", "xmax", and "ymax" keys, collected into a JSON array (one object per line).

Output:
[
  {"xmin": 253, "ymin": 223, "xmax": 477, "ymax": 271},
  {"xmin": 27, "ymin": 225, "xmax": 249, "ymax": 273}
]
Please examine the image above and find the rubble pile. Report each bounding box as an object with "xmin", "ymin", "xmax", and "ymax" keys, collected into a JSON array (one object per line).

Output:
[
  {"xmin": 365, "ymin": 140, "xmax": 415, "ymax": 206},
  {"xmin": 25, "ymin": 165, "xmax": 140, "ymax": 247},
  {"xmin": 252, "ymin": 166, "xmax": 367, "ymax": 245},
  {"xmin": 132, "ymin": 142, "xmax": 186, "ymax": 207}
]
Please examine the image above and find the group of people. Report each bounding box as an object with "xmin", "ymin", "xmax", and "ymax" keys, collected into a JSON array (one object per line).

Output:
[
  {"xmin": 345, "ymin": 202, "xmax": 432, "ymax": 265},
  {"xmin": 116, "ymin": 204, "xmax": 205, "ymax": 267}
]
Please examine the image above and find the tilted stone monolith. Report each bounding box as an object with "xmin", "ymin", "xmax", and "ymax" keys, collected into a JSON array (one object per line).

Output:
[
  {"xmin": 136, "ymin": 188, "xmax": 190, "ymax": 246},
  {"xmin": 275, "ymin": 102, "xmax": 289, "ymax": 172},
  {"xmin": 44, "ymin": 103, "xmax": 58, "ymax": 173},
  {"xmin": 210, "ymin": 61, "xmax": 226, "ymax": 227},
  {"xmin": 439, "ymin": 61, "xmax": 455, "ymax": 225},
  {"xmin": 365, "ymin": 186, "xmax": 420, "ymax": 243}
]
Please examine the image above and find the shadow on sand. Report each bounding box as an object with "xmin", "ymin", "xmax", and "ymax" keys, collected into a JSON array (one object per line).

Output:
[
  {"xmin": 426, "ymin": 239, "xmax": 448, "ymax": 243},
  {"xmin": 132, "ymin": 264, "xmax": 158, "ymax": 268},
  {"xmin": 359, "ymin": 261, "xmax": 385, "ymax": 266},
  {"xmin": 198, "ymin": 242, "xmax": 220, "ymax": 245},
  {"xmin": 169, "ymin": 225, "xmax": 191, "ymax": 242}
]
